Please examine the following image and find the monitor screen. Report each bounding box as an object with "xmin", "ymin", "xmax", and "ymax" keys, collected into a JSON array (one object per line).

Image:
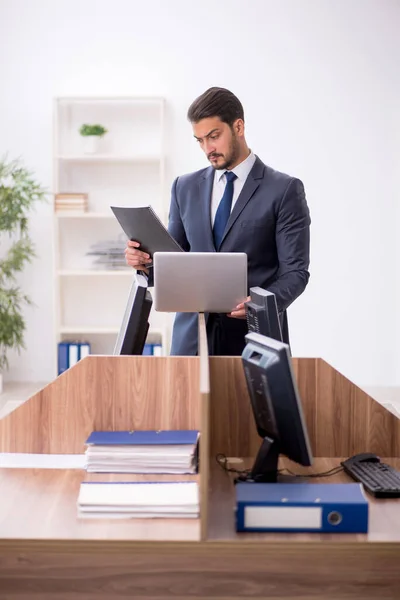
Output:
[
  {"xmin": 113, "ymin": 273, "xmax": 152, "ymax": 356},
  {"xmin": 245, "ymin": 287, "xmax": 282, "ymax": 342},
  {"xmin": 239, "ymin": 331, "xmax": 313, "ymax": 482}
]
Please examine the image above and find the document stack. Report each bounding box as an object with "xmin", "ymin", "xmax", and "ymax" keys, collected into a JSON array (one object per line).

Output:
[
  {"xmin": 54, "ymin": 193, "xmax": 88, "ymax": 213},
  {"xmin": 86, "ymin": 238, "xmax": 129, "ymax": 270},
  {"xmin": 84, "ymin": 430, "xmax": 199, "ymax": 474},
  {"xmin": 77, "ymin": 481, "xmax": 199, "ymax": 519}
]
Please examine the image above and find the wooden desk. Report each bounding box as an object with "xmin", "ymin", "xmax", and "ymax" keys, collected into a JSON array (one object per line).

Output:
[
  {"xmin": 208, "ymin": 457, "xmax": 400, "ymax": 542},
  {"xmin": 0, "ymin": 471, "xmax": 199, "ymax": 541},
  {"xmin": 0, "ymin": 462, "xmax": 399, "ymax": 599},
  {"xmin": 0, "ymin": 333, "xmax": 400, "ymax": 598}
]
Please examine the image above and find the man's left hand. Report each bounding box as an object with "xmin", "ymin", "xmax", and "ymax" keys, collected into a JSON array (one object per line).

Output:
[{"xmin": 227, "ymin": 296, "xmax": 251, "ymax": 319}]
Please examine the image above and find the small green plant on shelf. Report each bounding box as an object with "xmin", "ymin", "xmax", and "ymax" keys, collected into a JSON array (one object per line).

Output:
[
  {"xmin": 79, "ymin": 124, "xmax": 108, "ymax": 137},
  {"xmin": 0, "ymin": 156, "xmax": 47, "ymax": 372}
]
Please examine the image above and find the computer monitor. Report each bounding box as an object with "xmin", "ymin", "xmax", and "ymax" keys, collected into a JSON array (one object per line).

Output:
[
  {"xmin": 237, "ymin": 331, "xmax": 313, "ymax": 483},
  {"xmin": 245, "ymin": 287, "xmax": 282, "ymax": 341},
  {"xmin": 113, "ymin": 273, "xmax": 152, "ymax": 355}
]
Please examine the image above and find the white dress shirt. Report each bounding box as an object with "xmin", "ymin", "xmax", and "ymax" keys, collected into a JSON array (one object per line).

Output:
[{"xmin": 211, "ymin": 150, "xmax": 256, "ymax": 226}]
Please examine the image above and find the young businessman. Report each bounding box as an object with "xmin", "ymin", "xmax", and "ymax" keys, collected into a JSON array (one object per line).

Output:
[{"xmin": 125, "ymin": 87, "xmax": 311, "ymax": 355}]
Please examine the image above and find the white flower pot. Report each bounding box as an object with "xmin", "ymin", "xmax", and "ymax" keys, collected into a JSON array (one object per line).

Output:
[
  {"xmin": 82, "ymin": 135, "xmax": 100, "ymax": 154},
  {"xmin": 0, "ymin": 372, "xmax": 3, "ymax": 395}
]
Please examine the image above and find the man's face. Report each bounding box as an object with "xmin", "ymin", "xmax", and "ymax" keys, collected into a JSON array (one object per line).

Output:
[{"xmin": 192, "ymin": 116, "xmax": 242, "ymax": 170}]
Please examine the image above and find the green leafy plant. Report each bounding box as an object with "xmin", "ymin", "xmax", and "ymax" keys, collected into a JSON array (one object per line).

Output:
[
  {"xmin": 0, "ymin": 156, "xmax": 46, "ymax": 371},
  {"xmin": 79, "ymin": 124, "xmax": 108, "ymax": 137}
]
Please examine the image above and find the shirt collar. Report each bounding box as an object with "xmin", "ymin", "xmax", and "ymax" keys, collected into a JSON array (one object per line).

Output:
[{"xmin": 215, "ymin": 150, "xmax": 256, "ymax": 182}]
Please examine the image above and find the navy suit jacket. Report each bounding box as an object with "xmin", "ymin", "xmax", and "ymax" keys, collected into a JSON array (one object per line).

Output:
[{"xmin": 166, "ymin": 156, "xmax": 311, "ymax": 356}]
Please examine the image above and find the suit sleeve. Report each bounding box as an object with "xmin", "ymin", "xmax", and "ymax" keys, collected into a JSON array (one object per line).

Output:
[
  {"xmin": 267, "ymin": 178, "xmax": 311, "ymax": 312},
  {"xmin": 167, "ymin": 177, "xmax": 190, "ymax": 252}
]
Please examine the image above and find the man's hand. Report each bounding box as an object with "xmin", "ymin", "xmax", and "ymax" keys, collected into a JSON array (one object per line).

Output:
[
  {"xmin": 124, "ymin": 240, "xmax": 152, "ymax": 275},
  {"xmin": 228, "ymin": 295, "xmax": 251, "ymax": 319}
]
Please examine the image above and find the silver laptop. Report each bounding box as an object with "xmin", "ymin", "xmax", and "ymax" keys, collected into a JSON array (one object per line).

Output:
[{"xmin": 153, "ymin": 252, "xmax": 247, "ymax": 313}]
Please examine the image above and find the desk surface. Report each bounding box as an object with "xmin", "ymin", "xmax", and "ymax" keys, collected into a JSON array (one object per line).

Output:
[
  {"xmin": 207, "ymin": 457, "xmax": 400, "ymax": 543},
  {"xmin": 0, "ymin": 471, "xmax": 200, "ymax": 542},
  {"xmin": 1, "ymin": 460, "xmax": 400, "ymax": 599},
  {"xmin": 0, "ymin": 459, "xmax": 399, "ymax": 544}
]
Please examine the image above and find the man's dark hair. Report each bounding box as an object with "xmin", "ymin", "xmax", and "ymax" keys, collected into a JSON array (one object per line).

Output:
[{"xmin": 187, "ymin": 87, "xmax": 244, "ymax": 126}]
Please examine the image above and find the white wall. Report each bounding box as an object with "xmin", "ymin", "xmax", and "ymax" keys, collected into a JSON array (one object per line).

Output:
[{"xmin": 0, "ymin": 0, "xmax": 399, "ymax": 386}]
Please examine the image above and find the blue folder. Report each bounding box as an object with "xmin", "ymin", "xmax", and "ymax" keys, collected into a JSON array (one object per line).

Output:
[
  {"xmin": 85, "ymin": 430, "xmax": 199, "ymax": 446},
  {"xmin": 236, "ymin": 482, "xmax": 368, "ymax": 533},
  {"xmin": 58, "ymin": 341, "xmax": 91, "ymax": 375},
  {"xmin": 57, "ymin": 342, "xmax": 70, "ymax": 375}
]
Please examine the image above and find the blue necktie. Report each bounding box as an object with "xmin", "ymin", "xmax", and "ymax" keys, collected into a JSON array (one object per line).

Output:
[{"xmin": 213, "ymin": 171, "xmax": 237, "ymax": 250}]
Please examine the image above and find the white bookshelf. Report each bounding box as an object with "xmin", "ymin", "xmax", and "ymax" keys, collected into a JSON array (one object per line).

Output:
[
  {"xmin": 52, "ymin": 96, "xmax": 169, "ymax": 375},
  {"xmin": 56, "ymin": 154, "xmax": 161, "ymax": 163},
  {"xmin": 56, "ymin": 212, "xmax": 114, "ymax": 219},
  {"xmin": 57, "ymin": 270, "xmax": 133, "ymax": 277}
]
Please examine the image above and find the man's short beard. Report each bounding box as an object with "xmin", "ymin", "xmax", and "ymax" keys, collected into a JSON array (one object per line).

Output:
[{"xmin": 210, "ymin": 131, "xmax": 240, "ymax": 170}]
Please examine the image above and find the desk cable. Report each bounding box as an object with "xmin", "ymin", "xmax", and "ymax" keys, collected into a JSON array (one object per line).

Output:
[{"xmin": 215, "ymin": 453, "xmax": 343, "ymax": 479}]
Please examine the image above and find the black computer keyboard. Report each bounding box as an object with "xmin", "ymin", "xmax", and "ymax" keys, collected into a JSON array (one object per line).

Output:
[{"xmin": 341, "ymin": 453, "xmax": 400, "ymax": 498}]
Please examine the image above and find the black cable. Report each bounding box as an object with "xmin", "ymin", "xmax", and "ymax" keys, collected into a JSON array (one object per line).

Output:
[
  {"xmin": 281, "ymin": 465, "xmax": 344, "ymax": 478},
  {"xmin": 215, "ymin": 453, "xmax": 251, "ymax": 476},
  {"xmin": 215, "ymin": 453, "xmax": 343, "ymax": 479}
]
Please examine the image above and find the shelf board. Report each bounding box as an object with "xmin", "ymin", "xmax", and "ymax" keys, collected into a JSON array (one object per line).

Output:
[
  {"xmin": 59, "ymin": 327, "xmax": 164, "ymax": 336},
  {"xmin": 56, "ymin": 154, "xmax": 161, "ymax": 163},
  {"xmin": 59, "ymin": 327, "xmax": 120, "ymax": 335},
  {"xmin": 55, "ymin": 211, "xmax": 166, "ymax": 221},
  {"xmin": 55, "ymin": 212, "xmax": 115, "ymax": 219},
  {"xmin": 57, "ymin": 270, "xmax": 132, "ymax": 276},
  {"xmin": 56, "ymin": 96, "xmax": 164, "ymax": 104}
]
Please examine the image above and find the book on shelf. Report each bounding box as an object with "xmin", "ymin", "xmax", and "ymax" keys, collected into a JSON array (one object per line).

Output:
[
  {"xmin": 84, "ymin": 430, "xmax": 199, "ymax": 474},
  {"xmin": 55, "ymin": 192, "xmax": 88, "ymax": 212},
  {"xmin": 143, "ymin": 342, "xmax": 163, "ymax": 356},
  {"xmin": 58, "ymin": 341, "xmax": 91, "ymax": 375},
  {"xmin": 55, "ymin": 193, "xmax": 88, "ymax": 200},
  {"xmin": 86, "ymin": 238, "xmax": 129, "ymax": 269},
  {"xmin": 77, "ymin": 481, "xmax": 199, "ymax": 519}
]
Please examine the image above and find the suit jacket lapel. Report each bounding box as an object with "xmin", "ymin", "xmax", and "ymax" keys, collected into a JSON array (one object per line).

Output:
[
  {"xmin": 198, "ymin": 167, "xmax": 216, "ymax": 251},
  {"xmin": 220, "ymin": 156, "xmax": 265, "ymax": 247}
]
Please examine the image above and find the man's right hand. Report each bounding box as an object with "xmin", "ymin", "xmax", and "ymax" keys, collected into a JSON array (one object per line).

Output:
[{"xmin": 124, "ymin": 240, "xmax": 152, "ymax": 275}]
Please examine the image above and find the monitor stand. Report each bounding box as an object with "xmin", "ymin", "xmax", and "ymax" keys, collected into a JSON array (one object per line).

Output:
[{"xmin": 234, "ymin": 436, "xmax": 298, "ymax": 484}]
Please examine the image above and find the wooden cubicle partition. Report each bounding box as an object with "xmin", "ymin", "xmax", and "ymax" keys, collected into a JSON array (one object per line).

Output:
[
  {"xmin": 198, "ymin": 314, "xmax": 210, "ymax": 541},
  {"xmin": 209, "ymin": 356, "xmax": 400, "ymax": 458},
  {"xmin": 2, "ymin": 337, "xmax": 400, "ymax": 598},
  {"xmin": 0, "ymin": 356, "xmax": 201, "ymax": 454},
  {"xmin": 0, "ymin": 349, "xmax": 213, "ymax": 540}
]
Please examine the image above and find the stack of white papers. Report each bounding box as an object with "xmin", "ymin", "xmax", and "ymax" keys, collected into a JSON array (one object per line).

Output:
[
  {"xmin": 85, "ymin": 430, "xmax": 199, "ymax": 474},
  {"xmin": 77, "ymin": 481, "xmax": 199, "ymax": 519}
]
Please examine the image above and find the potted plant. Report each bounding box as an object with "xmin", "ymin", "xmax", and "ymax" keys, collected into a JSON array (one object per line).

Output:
[
  {"xmin": 79, "ymin": 124, "xmax": 108, "ymax": 154},
  {"xmin": 0, "ymin": 156, "xmax": 46, "ymax": 393}
]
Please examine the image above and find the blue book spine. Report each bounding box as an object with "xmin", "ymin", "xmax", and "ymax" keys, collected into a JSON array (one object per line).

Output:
[
  {"xmin": 79, "ymin": 342, "xmax": 91, "ymax": 360},
  {"xmin": 85, "ymin": 429, "xmax": 199, "ymax": 446},
  {"xmin": 57, "ymin": 342, "xmax": 69, "ymax": 375},
  {"xmin": 68, "ymin": 342, "xmax": 79, "ymax": 368},
  {"xmin": 152, "ymin": 344, "xmax": 162, "ymax": 356},
  {"xmin": 143, "ymin": 343, "xmax": 153, "ymax": 355},
  {"xmin": 236, "ymin": 500, "xmax": 368, "ymax": 533}
]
